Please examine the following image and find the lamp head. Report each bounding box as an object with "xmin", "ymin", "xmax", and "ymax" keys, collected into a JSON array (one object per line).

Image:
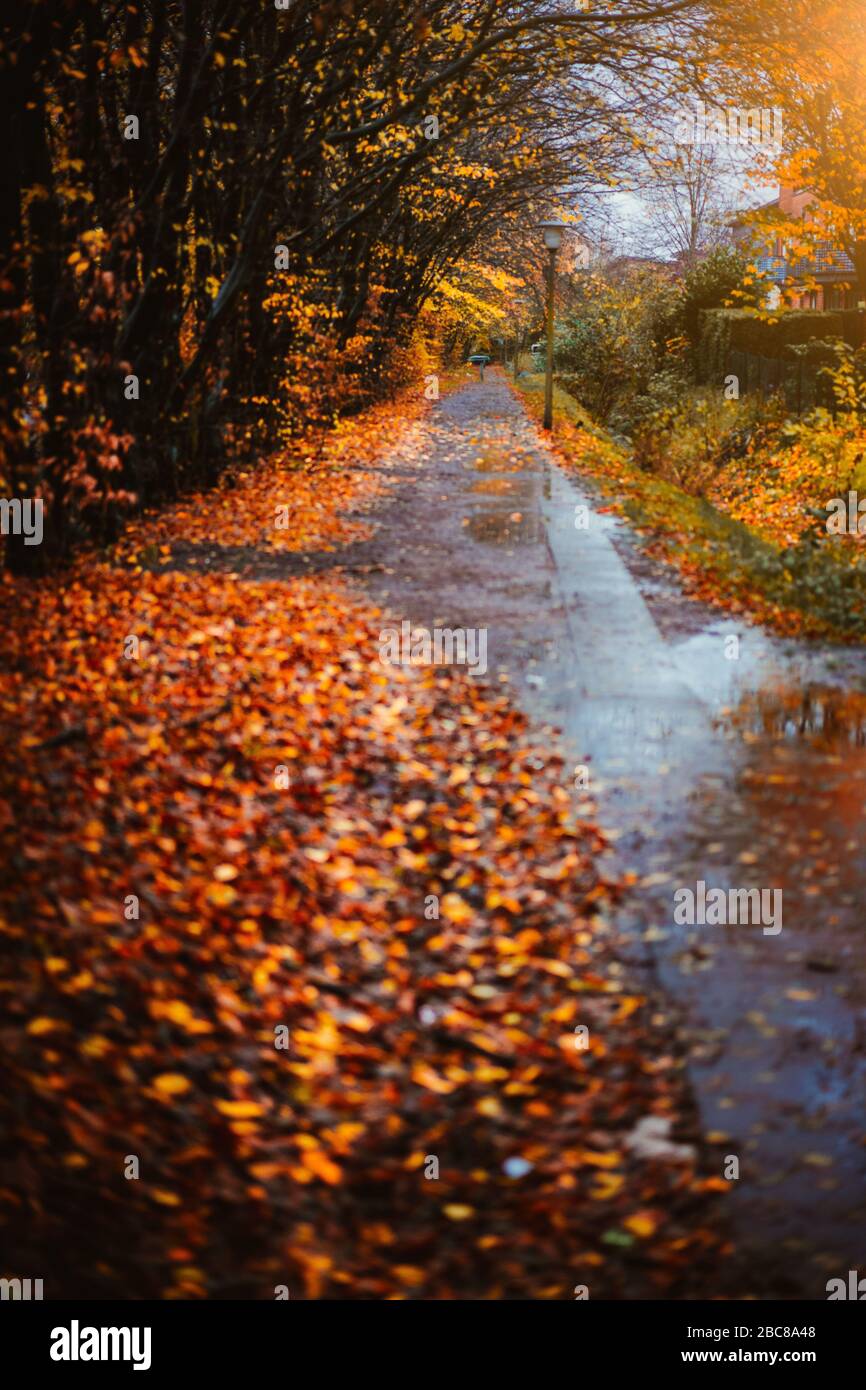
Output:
[{"xmin": 538, "ymin": 220, "xmax": 568, "ymax": 251}]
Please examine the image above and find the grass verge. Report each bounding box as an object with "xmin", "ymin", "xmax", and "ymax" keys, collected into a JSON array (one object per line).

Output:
[{"xmin": 513, "ymin": 372, "xmax": 866, "ymax": 642}]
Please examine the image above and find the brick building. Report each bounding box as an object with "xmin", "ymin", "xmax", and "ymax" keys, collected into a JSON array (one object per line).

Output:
[{"xmin": 729, "ymin": 187, "xmax": 860, "ymax": 310}]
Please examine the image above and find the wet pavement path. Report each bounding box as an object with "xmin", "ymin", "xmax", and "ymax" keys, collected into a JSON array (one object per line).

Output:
[{"xmin": 349, "ymin": 371, "xmax": 866, "ymax": 1298}]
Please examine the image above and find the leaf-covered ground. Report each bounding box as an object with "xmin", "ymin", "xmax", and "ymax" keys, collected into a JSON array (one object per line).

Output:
[{"xmin": 0, "ymin": 396, "xmax": 726, "ymax": 1299}]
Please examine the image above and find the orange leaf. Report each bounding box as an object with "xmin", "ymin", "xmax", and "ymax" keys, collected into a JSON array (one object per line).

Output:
[
  {"xmin": 301, "ymin": 1149, "xmax": 342, "ymax": 1185},
  {"xmin": 411, "ymin": 1062, "xmax": 456, "ymax": 1095}
]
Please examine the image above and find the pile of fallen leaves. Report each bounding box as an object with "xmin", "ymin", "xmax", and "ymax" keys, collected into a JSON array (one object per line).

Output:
[
  {"xmin": 0, "ymin": 396, "xmax": 725, "ymax": 1299},
  {"xmin": 705, "ymin": 414, "xmax": 866, "ymax": 552}
]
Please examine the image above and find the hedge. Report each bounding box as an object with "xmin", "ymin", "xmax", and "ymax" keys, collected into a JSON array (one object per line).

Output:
[
  {"xmin": 839, "ymin": 308, "xmax": 866, "ymax": 348},
  {"xmin": 697, "ymin": 308, "xmax": 846, "ymax": 382}
]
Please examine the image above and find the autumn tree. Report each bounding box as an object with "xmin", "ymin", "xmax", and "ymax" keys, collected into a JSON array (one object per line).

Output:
[{"xmin": 1, "ymin": 0, "xmax": 758, "ymax": 571}]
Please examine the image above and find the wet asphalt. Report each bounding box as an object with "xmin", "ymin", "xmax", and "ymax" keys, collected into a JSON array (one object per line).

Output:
[{"xmin": 349, "ymin": 371, "xmax": 866, "ymax": 1298}]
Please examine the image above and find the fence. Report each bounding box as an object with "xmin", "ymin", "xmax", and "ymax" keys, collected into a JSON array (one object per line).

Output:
[
  {"xmin": 700, "ymin": 307, "xmax": 866, "ymax": 414},
  {"xmin": 725, "ymin": 348, "xmax": 838, "ymax": 414}
]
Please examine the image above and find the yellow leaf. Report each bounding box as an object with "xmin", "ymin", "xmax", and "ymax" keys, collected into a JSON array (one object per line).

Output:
[
  {"xmin": 215, "ymin": 1100, "xmax": 265, "ymax": 1119},
  {"xmin": 623, "ymin": 1211, "xmax": 657, "ymax": 1238},
  {"xmin": 579, "ymin": 1149, "xmax": 622, "ymax": 1168},
  {"xmin": 380, "ymin": 828, "xmax": 406, "ymax": 848},
  {"xmin": 150, "ymin": 999, "xmax": 212, "ymax": 1034},
  {"xmin": 440, "ymin": 892, "xmax": 473, "ymax": 925},
  {"xmin": 151, "ymin": 1189, "xmax": 181, "ymax": 1206},
  {"xmin": 443, "ymin": 1204, "xmax": 474, "ymax": 1221},
  {"xmin": 27, "ymin": 1017, "xmax": 61, "ymax": 1035},
  {"xmin": 476, "ymin": 1096, "xmax": 503, "ymax": 1118},
  {"xmin": 591, "ymin": 1171, "xmax": 624, "ymax": 1200},
  {"xmin": 153, "ymin": 1073, "xmax": 191, "ymax": 1098},
  {"xmin": 207, "ymin": 882, "xmax": 237, "ymax": 906}
]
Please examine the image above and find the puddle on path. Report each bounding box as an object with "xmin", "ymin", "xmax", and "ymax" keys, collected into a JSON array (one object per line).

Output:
[
  {"xmin": 469, "ymin": 477, "xmax": 520, "ymax": 495},
  {"xmin": 471, "ymin": 449, "xmax": 528, "ymax": 473},
  {"xmin": 721, "ymin": 683, "xmax": 866, "ymax": 745},
  {"xmin": 466, "ymin": 503, "xmax": 545, "ymax": 547}
]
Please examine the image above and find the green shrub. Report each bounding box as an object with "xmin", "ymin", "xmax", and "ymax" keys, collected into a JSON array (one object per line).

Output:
[
  {"xmin": 632, "ymin": 388, "xmax": 784, "ymax": 493},
  {"xmin": 555, "ymin": 271, "xmax": 691, "ymax": 428},
  {"xmin": 680, "ymin": 246, "xmax": 761, "ymax": 346}
]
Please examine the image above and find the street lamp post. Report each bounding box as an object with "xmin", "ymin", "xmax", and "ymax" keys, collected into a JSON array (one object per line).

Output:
[{"xmin": 538, "ymin": 221, "xmax": 567, "ymax": 429}]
